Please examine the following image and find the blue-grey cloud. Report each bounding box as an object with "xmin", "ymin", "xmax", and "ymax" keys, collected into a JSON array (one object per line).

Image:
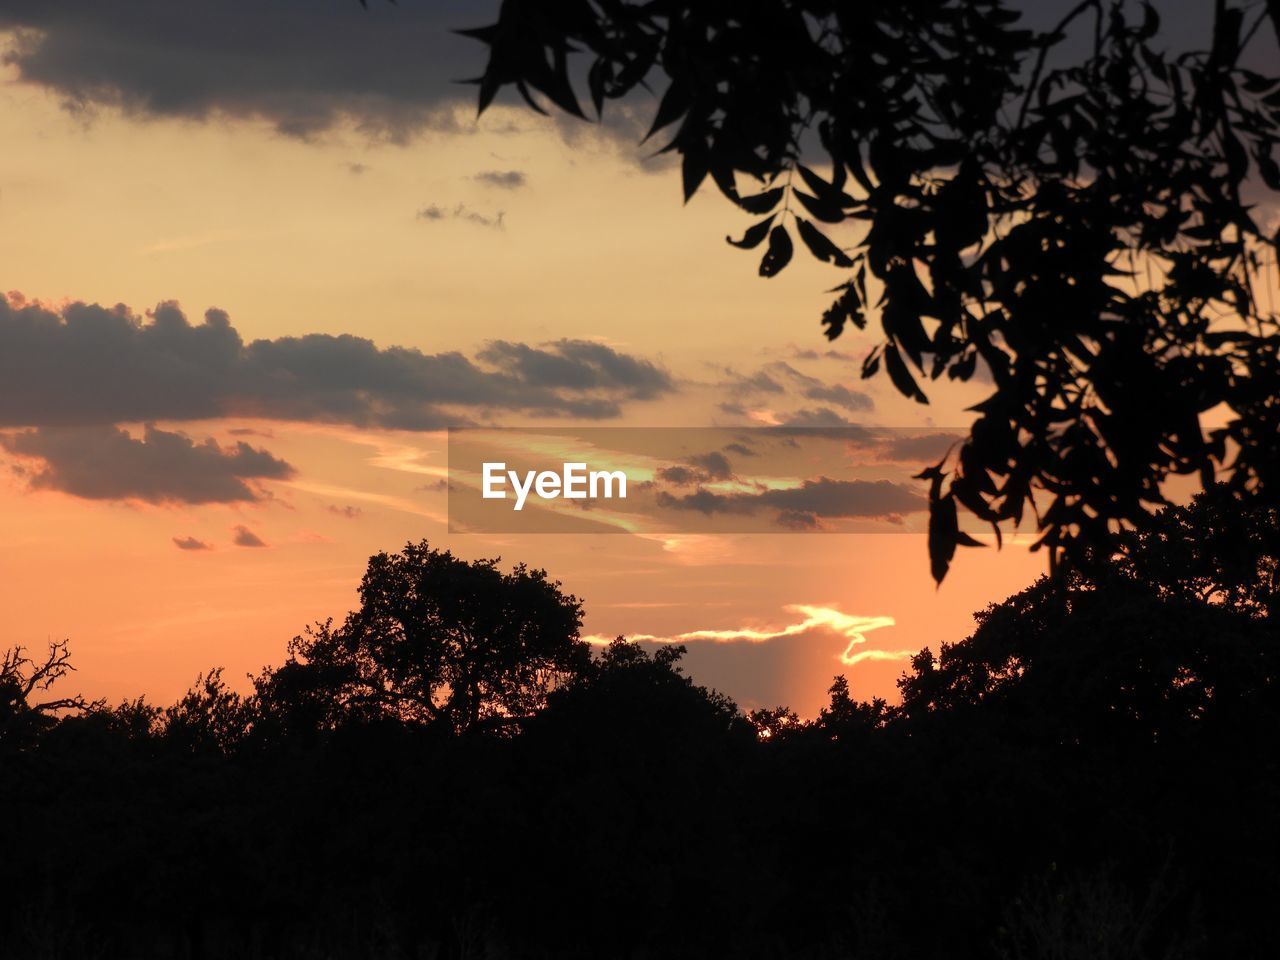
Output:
[
  {"xmin": 655, "ymin": 477, "xmax": 923, "ymax": 524},
  {"xmin": 0, "ymin": 296, "xmax": 675, "ymax": 429},
  {"xmin": 1, "ymin": 424, "xmax": 294, "ymax": 504},
  {"xmin": 417, "ymin": 202, "xmax": 505, "ymax": 228},
  {"xmin": 232, "ymin": 525, "xmax": 267, "ymax": 547},
  {"xmin": 720, "ymin": 361, "xmax": 873, "ymax": 414},
  {"xmin": 473, "ymin": 169, "xmax": 526, "ymax": 189},
  {"xmin": 0, "ymin": 0, "xmax": 500, "ymax": 140}
]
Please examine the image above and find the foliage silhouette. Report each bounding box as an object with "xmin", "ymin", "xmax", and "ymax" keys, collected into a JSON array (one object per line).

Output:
[
  {"xmin": 255, "ymin": 540, "xmax": 589, "ymax": 736},
  {"xmin": 0, "ymin": 640, "xmax": 96, "ymax": 746},
  {"xmin": 462, "ymin": 0, "xmax": 1280, "ymax": 581},
  {"xmin": 2, "ymin": 505, "xmax": 1279, "ymax": 956}
]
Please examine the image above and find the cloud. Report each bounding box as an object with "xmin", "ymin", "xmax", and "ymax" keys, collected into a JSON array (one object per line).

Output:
[
  {"xmin": 418, "ymin": 202, "xmax": 505, "ymax": 229},
  {"xmin": 0, "ymin": 424, "xmax": 294, "ymax": 504},
  {"xmin": 172, "ymin": 536, "xmax": 212, "ymax": 551},
  {"xmin": 0, "ymin": 0, "xmax": 495, "ymax": 140},
  {"xmin": 584, "ymin": 604, "xmax": 910, "ymax": 667},
  {"xmin": 473, "ymin": 169, "xmax": 526, "ymax": 189},
  {"xmin": 232, "ymin": 525, "xmax": 266, "ymax": 548},
  {"xmin": 655, "ymin": 477, "xmax": 924, "ymax": 525},
  {"xmin": 655, "ymin": 450, "xmax": 734, "ymax": 486},
  {"xmin": 655, "ymin": 465, "xmax": 703, "ymax": 486},
  {"xmin": 475, "ymin": 339, "xmax": 671, "ymax": 400},
  {"xmin": 719, "ymin": 361, "xmax": 873, "ymax": 414},
  {"xmin": 878, "ymin": 432, "xmax": 963, "ymax": 463},
  {"xmin": 328, "ymin": 504, "xmax": 362, "ymax": 519},
  {"xmin": 787, "ymin": 346, "xmax": 857, "ymax": 362},
  {"xmin": 687, "ymin": 450, "xmax": 733, "ymax": 479},
  {"xmin": 801, "ymin": 382, "xmax": 873, "ymax": 411},
  {"xmin": 0, "ymin": 296, "xmax": 675, "ymax": 429},
  {"xmin": 776, "ymin": 408, "xmax": 861, "ymax": 429}
]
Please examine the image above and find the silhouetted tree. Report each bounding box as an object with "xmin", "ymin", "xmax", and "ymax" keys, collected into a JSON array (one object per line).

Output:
[
  {"xmin": 256, "ymin": 541, "xmax": 589, "ymax": 735},
  {"xmin": 537, "ymin": 639, "xmax": 748, "ymax": 741},
  {"xmin": 812, "ymin": 674, "xmax": 891, "ymax": 741},
  {"xmin": 6, "ymin": 520, "xmax": 1280, "ymax": 956},
  {"xmin": 163, "ymin": 667, "xmax": 254, "ymax": 755},
  {"xmin": 1111, "ymin": 482, "xmax": 1280, "ymax": 618},
  {"xmin": 464, "ymin": 0, "xmax": 1280, "ymax": 580},
  {"xmin": 0, "ymin": 640, "xmax": 94, "ymax": 744}
]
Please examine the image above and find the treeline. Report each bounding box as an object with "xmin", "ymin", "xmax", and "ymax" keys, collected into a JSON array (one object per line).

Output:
[{"xmin": 1, "ymin": 489, "xmax": 1278, "ymax": 959}]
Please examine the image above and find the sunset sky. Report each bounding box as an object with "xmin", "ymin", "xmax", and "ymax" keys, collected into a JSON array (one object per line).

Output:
[{"xmin": 0, "ymin": 0, "xmax": 1055, "ymax": 717}]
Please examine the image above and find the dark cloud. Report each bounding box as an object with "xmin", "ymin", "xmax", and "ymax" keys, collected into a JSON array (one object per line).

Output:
[
  {"xmin": 687, "ymin": 450, "xmax": 733, "ymax": 480},
  {"xmin": 721, "ymin": 361, "xmax": 873, "ymax": 413},
  {"xmin": 879, "ymin": 432, "xmax": 963, "ymax": 463},
  {"xmin": 647, "ymin": 450, "xmax": 736, "ymax": 487},
  {"xmin": 328, "ymin": 504, "xmax": 362, "ymax": 519},
  {"xmin": 0, "ymin": 424, "xmax": 294, "ymax": 504},
  {"xmin": 232, "ymin": 525, "xmax": 267, "ymax": 548},
  {"xmin": 0, "ymin": 296, "xmax": 675, "ymax": 429},
  {"xmin": 801, "ymin": 382, "xmax": 873, "ymax": 412},
  {"xmin": 787, "ymin": 346, "xmax": 857, "ymax": 362},
  {"xmin": 0, "ymin": 0, "xmax": 499, "ymax": 140},
  {"xmin": 776, "ymin": 408, "xmax": 858, "ymax": 429},
  {"xmin": 172, "ymin": 536, "xmax": 212, "ymax": 551},
  {"xmin": 473, "ymin": 169, "xmax": 526, "ymax": 189},
  {"xmin": 418, "ymin": 202, "xmax": 505, "ymax": 229},
  {"xmin": 655, "ymin": 465, "xmax": 702, "ymax": 486},
  {"xmin": 656, "ymin": 477, "xmax": 923, "ymax": 522},
  {"xmin": 737, "ymin": 369, "xmax": 785, "ymax": 393},
  {"xmin": 475, "ymin": 339, "xmax": 671, "ymax": 400}
]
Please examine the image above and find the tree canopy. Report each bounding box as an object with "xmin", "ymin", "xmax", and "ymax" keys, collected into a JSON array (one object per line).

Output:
[
  {"xmin": 464, "ymin": 0, "xmax": 1280, "ymax": 581},
  {"xmin": 255, "ymin": 540, "xmax": 589, "ymax": 735},
  {"xmin": 5, "ymin": 503, "xmax": 1280, "ymax": 955}
]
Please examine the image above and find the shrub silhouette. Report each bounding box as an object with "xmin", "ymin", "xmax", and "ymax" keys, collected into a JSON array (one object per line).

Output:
[{"xmin": 3, "ymin": 503, "xmax": 1279, "ymax": 956}]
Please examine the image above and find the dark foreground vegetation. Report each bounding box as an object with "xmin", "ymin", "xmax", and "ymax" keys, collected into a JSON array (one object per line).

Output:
[{"xmin": 2, "ymin": 488, "xmax": 1278, "ymax": 959}]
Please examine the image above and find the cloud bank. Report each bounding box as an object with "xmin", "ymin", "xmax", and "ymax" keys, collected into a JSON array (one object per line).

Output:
[
  {"xmin": 1, "ymin": 424, "xmax": 293, "ymax": 504},
  {"xmin": 0, "ymin": 0, "xmax": 496, "ymax": 140},
  {"xmin": 0, "ymin": 296, "xmax": 674, "ymax": 430}
]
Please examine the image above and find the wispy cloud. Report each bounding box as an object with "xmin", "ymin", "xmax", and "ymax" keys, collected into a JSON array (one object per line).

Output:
[
  {"xmin": 585, "ymin": 604, "xmax": 912, "ymax": 666},
  {"xmin": 418, "ymin": 202, "xmax": 505, "ymax": 229},
  {"xmin": 473, "ymin": 170, "xmax": 526, "ymax": 189}
]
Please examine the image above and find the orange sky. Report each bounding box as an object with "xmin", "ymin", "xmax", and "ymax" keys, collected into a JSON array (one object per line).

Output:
[{"xmin": 0, "ymin": 16, "xmax": 1050, "ymax": 717}]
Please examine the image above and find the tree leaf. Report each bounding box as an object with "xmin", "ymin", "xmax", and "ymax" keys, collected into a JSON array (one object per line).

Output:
[
  {"xmin": 928, "ymin": 493, "xmax": 959, "ymax": 585},
  {"xmin": 883, "ymin": 344, "xmax": 929, "ymax": 403},
  {"xmin": 759, "ymin": 225, "xmax": 794, "ymax": 277},
  {"xmin": 738, "ymin": 187, "xmax": 785, "ymax": 214},
  {"xmin": 727, "ymin": 215, "xmax": 776, "ymax": 249},
  {"xmin": 794, "ymin": 190, "xmax": 845, "ymax": 223},
  {"xmin": 645, "ymin": 81, "xmax": 690, "ymax": 142},
  {"xmin": 796, "ymin": 218, "xmax": 854, "ymax": 267}
]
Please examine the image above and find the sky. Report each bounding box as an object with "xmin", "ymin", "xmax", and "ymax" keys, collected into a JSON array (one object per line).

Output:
[{"xmin": 0, "ymin": 0, "xmax": 1061, "ymax": 717}]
